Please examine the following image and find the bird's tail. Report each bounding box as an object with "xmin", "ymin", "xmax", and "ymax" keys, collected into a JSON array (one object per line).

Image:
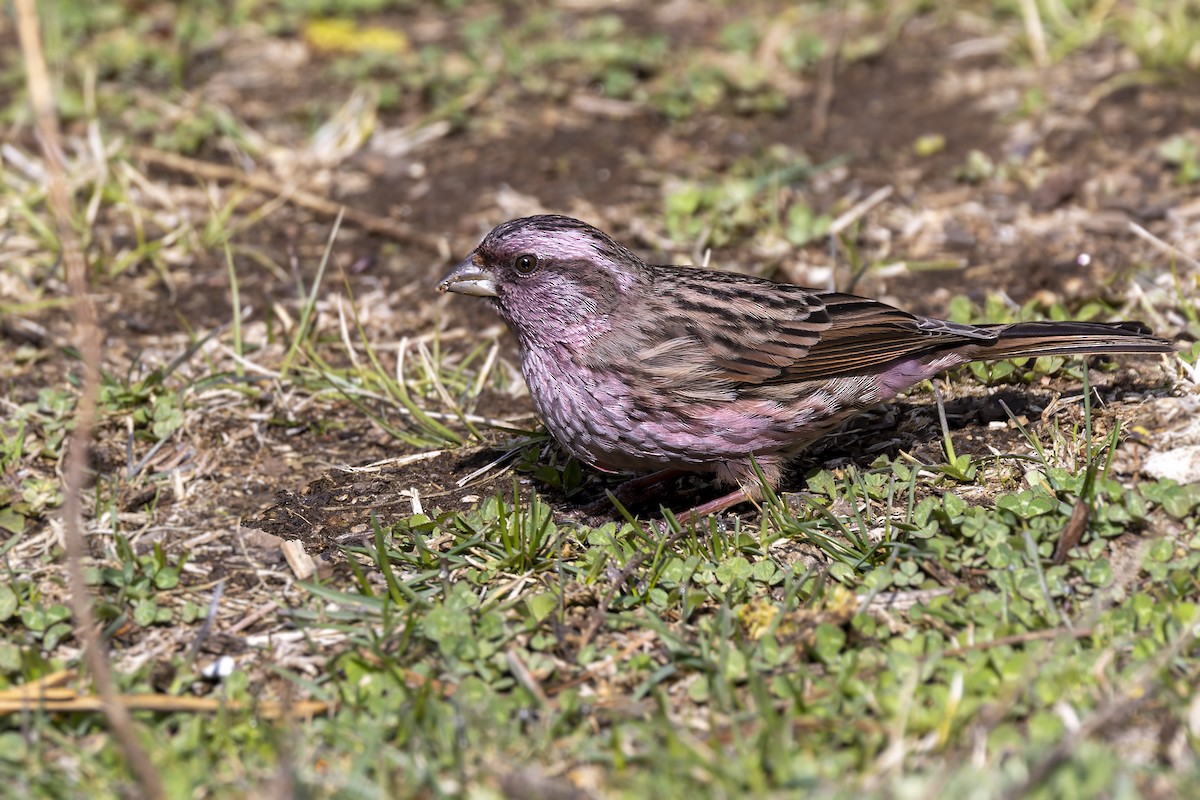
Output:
[{"xmin": 974, "ymin": 320, "xmax": 1179, "ymax": 360}]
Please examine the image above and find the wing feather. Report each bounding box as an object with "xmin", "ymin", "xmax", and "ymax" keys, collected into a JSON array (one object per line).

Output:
[{"xmin": 629, "ymin": 272, "xmax": 995, "ymax": 393}]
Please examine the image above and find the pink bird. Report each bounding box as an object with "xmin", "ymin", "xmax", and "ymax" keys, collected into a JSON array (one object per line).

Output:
[{"xmin": 440, "ymin": 215, "xmax": 1177, "ymax": 519}]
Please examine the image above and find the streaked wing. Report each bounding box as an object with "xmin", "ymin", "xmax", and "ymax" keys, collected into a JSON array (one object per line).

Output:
[
  {"xmin": 771, "ymin": 292, "xmax": 998, "ymax": 383},
  {"xmin": 634, "ymin": 271, "xmax": 996, "ymax": 391},
  {"xmin": 634, "ymin": 267, "xmax": 831, "ymax": 387}
]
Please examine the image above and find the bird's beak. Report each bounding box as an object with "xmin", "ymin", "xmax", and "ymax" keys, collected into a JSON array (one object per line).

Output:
[{"xmin": 437, "ymin": 255, "xmax": 498, "ymax": 297}]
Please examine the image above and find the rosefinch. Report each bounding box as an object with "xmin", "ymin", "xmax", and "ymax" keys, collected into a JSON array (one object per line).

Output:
[{"xmin": 439, "ymin": 215, "xmax": 1177, "ymax": 519}]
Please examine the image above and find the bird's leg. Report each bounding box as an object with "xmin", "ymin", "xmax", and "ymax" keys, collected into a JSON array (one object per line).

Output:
[
  {"xmin": 671, "ymin": 456, "xmax": 782, "ymax": 525},
  {"xmin": 673, "ymin": 484, "xmax": 756, "ymax": 525},
  {"xmin": 580, "ymin": 468, "xmax": 688, "ymax": 516},
  {"xmin": 591, "ymin": 459, "xmax": 780, "ymax": 524},
  {"xmin": 618, "ymin": 467, "xmax": 688, "ymax": 495}
]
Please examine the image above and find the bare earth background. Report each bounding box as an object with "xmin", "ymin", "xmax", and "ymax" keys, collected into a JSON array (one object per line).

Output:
[{"xmin": 2, "ymin": 1, "xmax": 1199, "ymax": 797}]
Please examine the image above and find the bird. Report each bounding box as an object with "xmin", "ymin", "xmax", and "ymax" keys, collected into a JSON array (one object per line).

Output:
[{"xmin": 438, "ymin": 214, "xmax": 1178, "ymax": 520}]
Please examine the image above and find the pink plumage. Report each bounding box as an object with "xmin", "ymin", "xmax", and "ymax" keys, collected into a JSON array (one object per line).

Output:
[{"xmin": 439, "ymin": 215, "xmax": 1177, "ymax": 518}]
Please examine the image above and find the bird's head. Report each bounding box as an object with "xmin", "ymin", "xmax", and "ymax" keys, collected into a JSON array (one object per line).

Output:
[{"xmin": 438, "ymin": 215, "xmax": 647, "ymax": 346}]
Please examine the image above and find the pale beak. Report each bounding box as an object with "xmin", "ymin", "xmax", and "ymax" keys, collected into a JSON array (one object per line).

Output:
[{"xmin": 437, "ymin": 256, "xmax": 498, "ymax": 297}]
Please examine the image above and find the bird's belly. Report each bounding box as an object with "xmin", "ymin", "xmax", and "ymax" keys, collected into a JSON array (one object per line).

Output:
[{"xmin": 521, "ymin": 349, "xmax": 871, "ymax": 474}]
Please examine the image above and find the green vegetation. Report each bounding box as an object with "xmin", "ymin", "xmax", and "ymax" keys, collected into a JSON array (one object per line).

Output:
[{"xmin": 2, "ymin": 0, "xmax": 1198, "ymax": 797}]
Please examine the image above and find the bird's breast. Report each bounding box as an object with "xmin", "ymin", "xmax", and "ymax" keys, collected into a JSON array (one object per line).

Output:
[{"xmin": 519, "ymin": 344, "xmax": 645, "ymax": 468}]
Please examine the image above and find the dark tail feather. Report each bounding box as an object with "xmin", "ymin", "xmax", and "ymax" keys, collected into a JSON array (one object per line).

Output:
[{"xmin": 973, "ymin": 321, "xmax": 1179, "ymax": 360}]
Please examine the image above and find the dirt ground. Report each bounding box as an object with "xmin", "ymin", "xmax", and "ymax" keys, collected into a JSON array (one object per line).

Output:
[{"xmin": 3, "ymin": 5, "xmax": 1198, "ymax": 705}]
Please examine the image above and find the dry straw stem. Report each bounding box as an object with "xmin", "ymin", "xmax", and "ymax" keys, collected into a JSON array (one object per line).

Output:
[
  {"xmin": 13, "ymin": 1, "xmax": 165, "ymax": 797},
  {"xmin": 0, "ymin": 671, "xmax": 328, "ymax": 718}
]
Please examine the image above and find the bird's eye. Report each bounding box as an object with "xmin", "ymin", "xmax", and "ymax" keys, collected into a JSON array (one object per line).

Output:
[{"xmin": 513, "ymin": 253, "xmax": 539, "ymax": 275}]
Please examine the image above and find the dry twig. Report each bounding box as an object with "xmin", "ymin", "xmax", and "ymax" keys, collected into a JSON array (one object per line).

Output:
[
  {"xmin": 14, "ymin": 3, "xmax": 165, "ymax": 797},
  {"xmin": 132, "ymin": 146, "xmax": 446, "ymax": 255}
]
